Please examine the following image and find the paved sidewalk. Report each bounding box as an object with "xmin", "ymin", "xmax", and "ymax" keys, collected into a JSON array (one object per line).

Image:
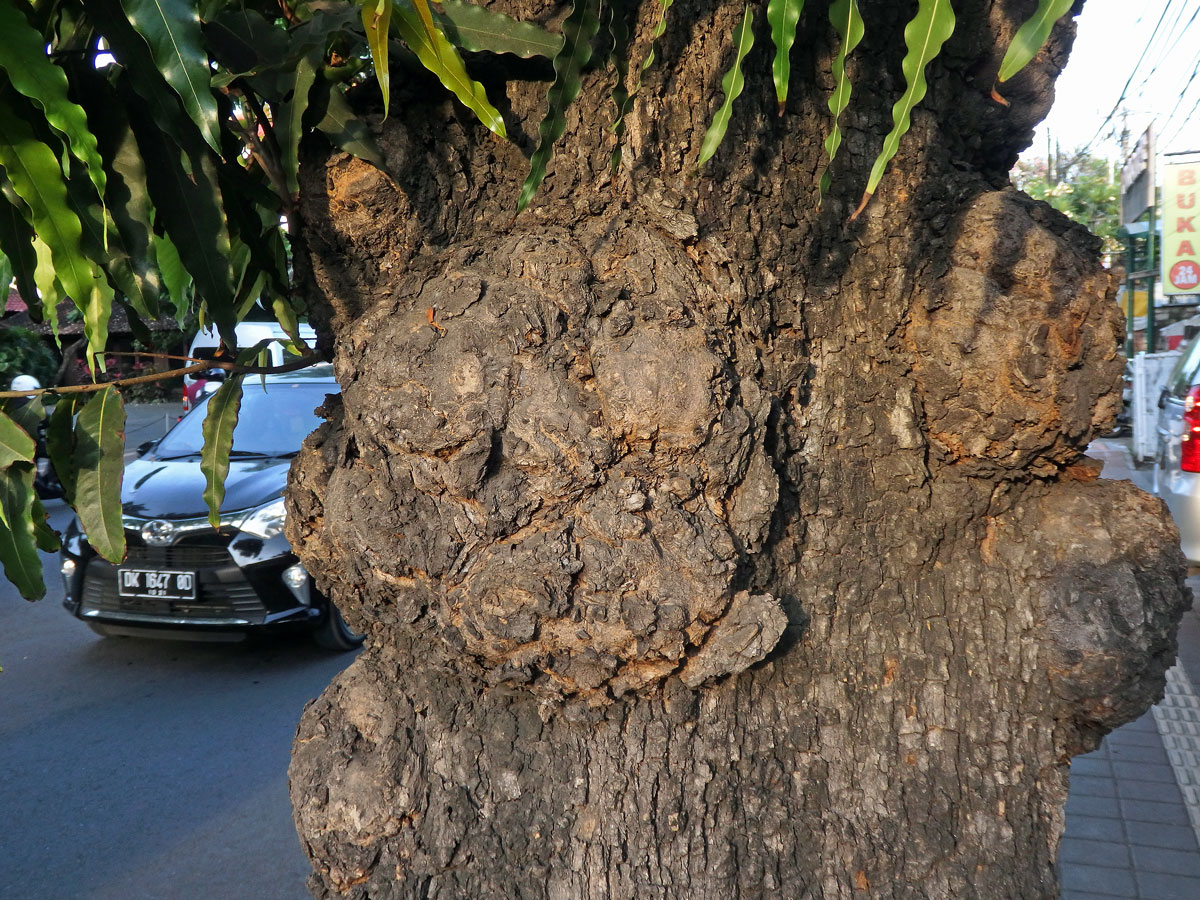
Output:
[{"xmin": 1059, "ymin": 440, "xmax": 1200, "ymax": 899}]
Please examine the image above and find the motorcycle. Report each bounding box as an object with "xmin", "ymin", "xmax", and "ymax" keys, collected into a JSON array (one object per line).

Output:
[
  {"xmin": 6, "ymin": 375, "xmax": 64, "ymax": 500},
  {"xmin": 33, "ymin": 420, "xmax": 63, "ymax": 499}
]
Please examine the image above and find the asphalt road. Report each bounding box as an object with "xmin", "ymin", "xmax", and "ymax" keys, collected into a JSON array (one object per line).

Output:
[{"xmin": 0, "ymin": 497, "xmax": 358, "ymax": 900}]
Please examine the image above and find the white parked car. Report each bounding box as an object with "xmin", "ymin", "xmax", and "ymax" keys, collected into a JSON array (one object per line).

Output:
[
  {"xmin": 183, "ymin": 320, "xmax": 317, "ymax": 413},
  {"xmin": 1153, "ymin": 334, "xmax": 1200, "ymax": 563}
]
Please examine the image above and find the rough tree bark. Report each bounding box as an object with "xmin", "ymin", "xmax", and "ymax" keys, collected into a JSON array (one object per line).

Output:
[{"xmin": 285, "ymin": 1, "xmax": 1190, "ymax": 897}]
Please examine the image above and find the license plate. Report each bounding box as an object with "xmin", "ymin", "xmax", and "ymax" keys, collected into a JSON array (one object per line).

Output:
[{"xmin": 117, "ymin": 568, "xmax": 197, "ymax": 600}]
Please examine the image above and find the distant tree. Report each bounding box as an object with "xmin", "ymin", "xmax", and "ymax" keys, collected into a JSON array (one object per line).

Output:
[{"xmin": 1014, "ymin": 150, "xmax": 1122, "ymax": 254}]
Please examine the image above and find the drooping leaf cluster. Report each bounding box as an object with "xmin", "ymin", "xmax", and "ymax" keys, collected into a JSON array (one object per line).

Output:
[{"xmin": 0, "ymin": 0, "xmax": 1076, "ymax": 597}]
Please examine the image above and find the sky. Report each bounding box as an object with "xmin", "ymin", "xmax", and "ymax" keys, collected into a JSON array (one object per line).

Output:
[{"xmin": 1023, "ymin": 0, "xmax": 1200, "ymax": 166}]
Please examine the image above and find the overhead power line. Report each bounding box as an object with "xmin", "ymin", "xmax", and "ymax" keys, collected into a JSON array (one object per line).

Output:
[
  {"xmin": 1158, "ymin": 45, "xmax": 1200, "ymax": 145},
  {"xmin": 1132, "ymin": 1, "xmax": 1199, "ymax": 96},
  {"xmin": 1076, "ymin": 0, "xmax": 1182, "ymax": 158}
]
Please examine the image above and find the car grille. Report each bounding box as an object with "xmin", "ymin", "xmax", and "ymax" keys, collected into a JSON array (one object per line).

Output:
[
  {"xmin": 79, "ymin": 535, "xmax": 269, "ymax": 624},
  {"xmin": 123, "ymin": 544, "xmax": 231, "ymax": 569}
]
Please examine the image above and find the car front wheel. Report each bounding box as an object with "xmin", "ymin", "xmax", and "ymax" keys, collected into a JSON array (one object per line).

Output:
[{"xmin": 314, "ymin": 603, "xmax": 364, "ymax": 651}]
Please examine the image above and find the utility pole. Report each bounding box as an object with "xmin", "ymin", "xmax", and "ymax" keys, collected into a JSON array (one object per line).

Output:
[{"xmin": 1047, "ymin": 129, "xmax": 1055, "ymax": 186}]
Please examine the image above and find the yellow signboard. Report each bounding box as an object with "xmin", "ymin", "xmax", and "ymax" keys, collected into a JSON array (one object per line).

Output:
[
  {"xmin": 1126, "ymin": 287, "xmax": 1149, "ymax": 319},
  {"xmin": 1163, "ymin": 160, "xmax": 1200, "ymax": 295}
]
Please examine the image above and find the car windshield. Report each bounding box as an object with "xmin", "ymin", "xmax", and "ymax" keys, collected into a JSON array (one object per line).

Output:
[{"xmin": 155, "ymin": 381, "xmax": 334, "ymax": 458}]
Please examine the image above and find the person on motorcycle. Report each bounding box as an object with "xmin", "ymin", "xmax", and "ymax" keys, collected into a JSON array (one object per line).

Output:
[
  {"xmin": 8, "ymin": 375, "xmax": 62, "ymax": 499},
  {"xmin": 9, "ymin": 373, "xmax": 40, "ymax": 399}
]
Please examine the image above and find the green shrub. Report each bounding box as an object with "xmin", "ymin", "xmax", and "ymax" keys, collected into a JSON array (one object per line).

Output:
[{"xmin": 0, "ymin": 327, "xmax": 57, "ymax": 389}]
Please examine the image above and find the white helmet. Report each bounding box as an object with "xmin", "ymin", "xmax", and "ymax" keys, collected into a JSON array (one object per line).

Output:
[{"xmin": 10, "ymin": 375, "xmax": 41, "ymax": 392}]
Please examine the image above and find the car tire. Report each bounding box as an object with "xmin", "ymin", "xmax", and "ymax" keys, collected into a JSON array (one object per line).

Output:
[{"xmin": 314, "ymin": 603, "xmax": 364, "ymax": 651}]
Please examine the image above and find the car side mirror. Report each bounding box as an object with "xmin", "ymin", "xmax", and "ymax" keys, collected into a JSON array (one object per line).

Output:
[
  {"xmin": 1159, "ymin": 388, "xmax": 1169, "ymax": 410},
  {"xmin": 136, "ymin": 439, "xmax": 158, "ymax": 457}
]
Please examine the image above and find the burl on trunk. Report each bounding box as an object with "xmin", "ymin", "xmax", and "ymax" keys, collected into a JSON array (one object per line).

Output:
[{"xmin": 285, "ymin": 1, "xmax": 1189, "ymax": 897}]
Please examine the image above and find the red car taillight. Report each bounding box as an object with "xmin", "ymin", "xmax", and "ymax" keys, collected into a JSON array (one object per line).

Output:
[{"xmin": 1182, "ymin": 386, "xmax": 1200, "ymax": 472}]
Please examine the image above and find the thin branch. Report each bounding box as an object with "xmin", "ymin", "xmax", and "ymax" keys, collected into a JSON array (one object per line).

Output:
[
  {"xmin": 277, "ymin": 0, "xmax": 301, "ymax": 25},
  {"xmin": 228, "ymin": 88, "xmax": 293, "ymax": 212},
  {"xmin": 0, "ymin": 354, "xmax": 327, "ymax": 400}
]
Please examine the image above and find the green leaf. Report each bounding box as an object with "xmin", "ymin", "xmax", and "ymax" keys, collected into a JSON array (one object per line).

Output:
[
  {"xmin": 697, "ymin": 5, "xmax": 756, "ymax": 168},
  {"xmin": 0, "ymin": 410, "xmax": 35, "ymax": 470},
  {"xmin": 767, "ymin": 0, "xmax": 806, "ymax": 112},
  {"xmin": 68, "ymin": 182, "xmax": 160, "ymax": 324},
  {"xmin": 0, "ymin": 94, "xmax": 113, "ymax": 363},
  {"xmin": 272, "ymin": 296, "xmax": 308, "ymax": 351},
  {"xmin": 201, "ymin": 374, "xmax": 244, "ymax": 527},
  {"xmin": 0, "ymin": 0, "xmax": 107, "ymax": 209},
  {"xmin": 73, "ymin": 73, "xmax": 164, "ymax": 319},
  {"xmin": 277, "ymin": 54, "xmax": 320, "ymax": 197},
  {"xmin": 0, "ymin": 190, "xmax": 38, "ymax": 306},
  {"xmin": 311, "ymin": 81, "xmax": 390, "ymax": 171},
  {"xmin": 820, "ymin": 0, "xmax": 864, "ymax": 197},
  {"xmin": 435, "ymin": 0, "xmax": 563, "ymax": 58},
  {"xmin": 997, "ymin": 0, "xmax": 1073, "ymax": 84},
  {"xmin": 31, "ymin": 236, "xmax": 63, "ymax": 345},
  {"xmin": 0, "ymin": 395, "xmax": 44, "ymax": 438},
  {"xmin": 361, "ymin": 0, "xmax": 393, "ymax": 119},
  {"xmin": 31, "ymin": 494, "xmax": 60, "ymax": 553},
  {"xmin": 392, "ymin": 0, "xmax": 507, "ymax": 138},
  {"xmin": 517, "ymin": 0, "xmax": 601, "ymax": 212},
  {"xmin": 204, "ymin": 9, "xmax": 293, "ymax": 87},
  {"xmin": 0, "ymin": 250, "xmax": 11, "ymax": 298},
  {"xmin": 47, "ymin": 394, "xmax": 81, "ymax": 502},
  {"xmin": 73, "ymin": 386, "xmax": 126, "ymax": 564},
  {"xmin": 854, "ymin": 0, "xmax": 956, "ymax": 218},
  {"xmin": 127, "ymin": 99, "xmax": 237, "ymax": 343},
  {"xmin": 118, "ymin": 0, "xmax": 223, "ymax": 155},
  {"xmin": 87, "ymin": 0, "xmax": 199, "ymax": 148},
  {"xmin": 0, "ymin": 463, "xmax": 44, "ymax": 599},
  {"xmin": 152, "ymin": 231, "xmax": 192, "ymax": 324}
]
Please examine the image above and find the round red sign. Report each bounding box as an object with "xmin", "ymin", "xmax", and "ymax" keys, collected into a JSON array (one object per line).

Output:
[{"xmin": 1170, "ymin": 260, "xmax": 1200, "ymax": 291}]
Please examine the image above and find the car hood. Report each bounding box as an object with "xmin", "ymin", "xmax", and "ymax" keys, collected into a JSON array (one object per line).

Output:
[{"xmin": 121, "ymin": 455, "xmax": 291, "ymax": 519}]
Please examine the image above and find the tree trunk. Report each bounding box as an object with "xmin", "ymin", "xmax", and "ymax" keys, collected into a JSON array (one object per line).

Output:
[{"xmin": 286, "ymin": 1, "xmax": 1190, "ymax": 897}]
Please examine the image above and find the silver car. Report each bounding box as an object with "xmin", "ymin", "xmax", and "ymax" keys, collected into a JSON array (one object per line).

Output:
[{"xmin": 1153, "ymin": 335, "xmax": 1200, "ymax": 564}]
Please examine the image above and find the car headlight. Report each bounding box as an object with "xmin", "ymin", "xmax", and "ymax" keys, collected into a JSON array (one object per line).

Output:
[{"xmin": 237, "ymin": 497, "xmax": 288, "ymax": 539}]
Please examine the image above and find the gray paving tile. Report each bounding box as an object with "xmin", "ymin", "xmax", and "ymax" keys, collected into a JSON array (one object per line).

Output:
[
  {"xmin": 1072, "ymin": 773, "xmax": 1119, "ymax": 797},
  {"xmin": 1125, "ymin": 714, "xmax": 1161, "ymax": 733},
  {"xmin": 1120, "ymin": 798, "xmax": 1194, "ymax": 826},
  {"xmin": 1125, "ymin": 822, "xmax": 1200, "ymax": 852},
  {"xmin": 1058, "ymin": 862, "xmax": 1138, "ymax": 897},
  {"xmin": 1069, "ymin": 793, "xmax": 1124, "ymax": 818},
  {"xmin": 1112, "ymin": 762, "xmax": 1178, "ymax": 785},
  {"xmin": 1060, "ymin": 838, "xmax": 1132, "ymax": 867},
  {"xmin": 1117, "ymin": 778, "xmax": 1190, "ymax": 805},
  {"xmin": 1074, "ymin": 755, "xmax": 1115, "ymax": 776},
  {"xmin": 1111, "ymin": 729, "xmax": 1173, "ymax": 749},
  {"xmin": 1066, "ymin": 813, "xmax": 1128, "ymax": 843},
  {"xmin": 1135, "ymin": 870, "xmax": 1200, "ymax": 900},
  {"xmin": 1131, "ymin": 845, "xmax": 1200, "ymax": 877},
  {"xmin": 1110, "ymin": 743, "xmax": 1171, "ymax": 765}
]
